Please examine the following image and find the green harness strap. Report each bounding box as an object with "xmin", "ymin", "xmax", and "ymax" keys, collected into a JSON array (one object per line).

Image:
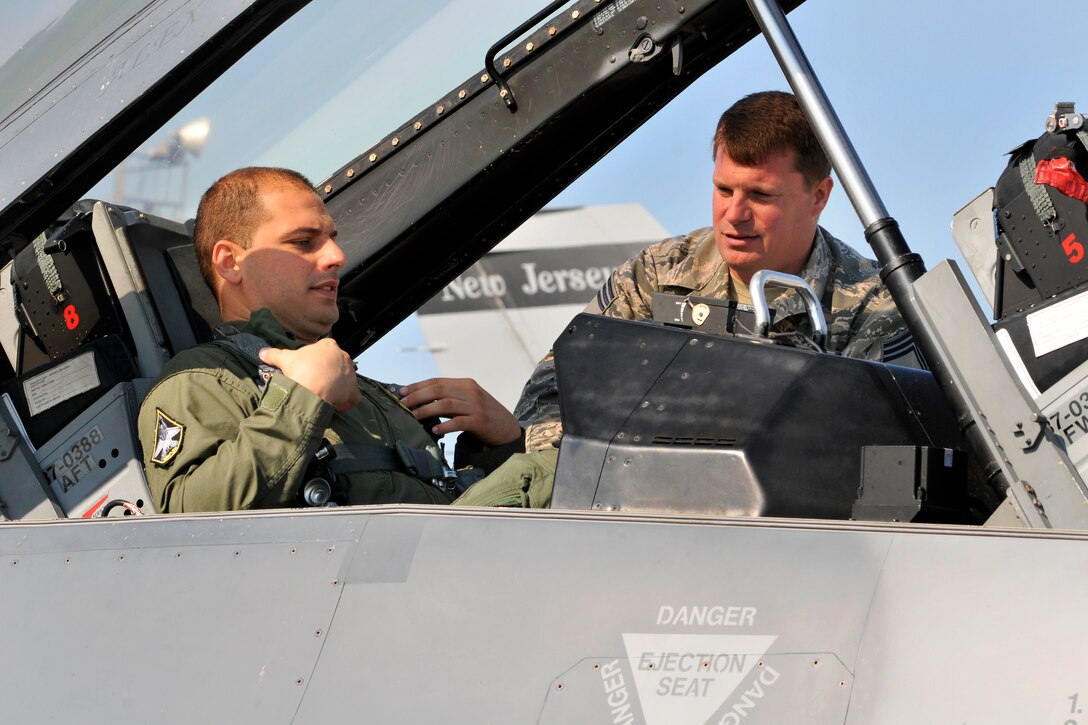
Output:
[
  {"xmin": 1019, "ymin": 153, "xmax": 1058, "ymax": 227},
  {"xmin": 328, "ymin": 442, "xmax": 445, "ymax": 480},
  {"xmin": 31, "ymin": 233, "xmax": 66, "ymax": 303}
]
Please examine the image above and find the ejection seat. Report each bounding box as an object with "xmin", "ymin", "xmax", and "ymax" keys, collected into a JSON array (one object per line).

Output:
[{"xmin": 0, "ymin": 201, "xmax": 220, "ymax": 520}]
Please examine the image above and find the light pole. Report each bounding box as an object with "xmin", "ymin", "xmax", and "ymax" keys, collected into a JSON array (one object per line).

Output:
[{"xmin": 113, "ymin": 117, "xmax": 211, "ymax": 218}]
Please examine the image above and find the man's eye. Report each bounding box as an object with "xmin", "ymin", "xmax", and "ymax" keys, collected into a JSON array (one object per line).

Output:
[{"xmin": 716, "ymin": 186, "xmax": 732, "ymax": 196}]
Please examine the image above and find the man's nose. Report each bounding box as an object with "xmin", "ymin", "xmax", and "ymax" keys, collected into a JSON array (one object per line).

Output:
[
  {"xmin": 724, "ymin": 193, "xmax": 751, "ymax": 224},
  {"xmin": 320, "ymin": 236, "xmax": 346, "ymax": 269}
]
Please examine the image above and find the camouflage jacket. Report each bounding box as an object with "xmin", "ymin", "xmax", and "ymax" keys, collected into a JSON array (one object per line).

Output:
[{"xmin": 514, "ymin": 226, "xmax": 919, "ymax": 451}]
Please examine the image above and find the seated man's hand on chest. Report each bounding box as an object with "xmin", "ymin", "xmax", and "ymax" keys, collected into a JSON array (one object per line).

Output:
[{"xmin": 259, "ymin": 340, "xmax": 361, "ymax": 412}]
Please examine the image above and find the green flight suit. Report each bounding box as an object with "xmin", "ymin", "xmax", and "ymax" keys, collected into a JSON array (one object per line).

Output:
[
  {"xmin": 452, "ymin": 448, "xmax": 557, "ymax": 508},
  {"xmin": 139, "ymin": 309, "xmax": 460, "ymax": 512}
]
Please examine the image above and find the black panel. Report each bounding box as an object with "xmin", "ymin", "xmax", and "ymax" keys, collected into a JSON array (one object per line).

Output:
[
  {"xmin": 853, "ymin": 446, "xmax": 968, "ymax": 524},
  {"xmin": 995, "ymin": 131, "xmax": 1088, "ymax": 312},
  {"xmin": 10, "ymin": 216, "xmax": 128, "ymax": 373},
  {"xmin": 991, "ymin": 128, "xmax": 1088, "ymax": 393},
  {"xmin": 553, "ymin": 313, "xmax": 983, "ymax": 521},
  {"xmin": 651, "ymin": 292, "xmax": 769, "ymax": 336},
  {"xmin": 0, "ymin": 335, "xmax": 136, "ymax": 448}
]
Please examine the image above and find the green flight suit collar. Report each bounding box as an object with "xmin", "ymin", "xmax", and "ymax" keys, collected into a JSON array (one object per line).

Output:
[{"xmin": 232, "ymin": 308, "xmax": 305, "ymax": 351}]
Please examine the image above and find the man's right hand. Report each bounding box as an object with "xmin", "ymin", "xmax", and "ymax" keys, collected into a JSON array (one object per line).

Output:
[{"xmin": 259, "ymin": 340, "xmax": 360, "ymax": 412}]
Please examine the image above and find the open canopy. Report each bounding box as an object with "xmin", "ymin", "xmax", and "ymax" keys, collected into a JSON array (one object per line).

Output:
[{"xmin": 0, "ymin": 0, "xmax": 801, "ymax": 355}]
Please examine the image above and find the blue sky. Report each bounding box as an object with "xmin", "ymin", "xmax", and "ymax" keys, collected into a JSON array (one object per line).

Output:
[
  {"xmin": 554, "ymin": 0, "xmax": 1088, "ymax": 267},
  {"xmin": 360, "ymin": 0, "xmax": 1088, "ymax": 383}
]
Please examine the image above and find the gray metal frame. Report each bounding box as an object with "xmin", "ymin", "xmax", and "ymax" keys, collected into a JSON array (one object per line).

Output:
[
  {"xmin": 912, "ymin": 263, "xmax": 1088, "ymax": 528},
  {"xmin": 2, "ymin": 506, "xmax": 1086, "ymax": 723},
  {"xmin": 90, "ymin": 203, "xmax": 173, "ymax": 379}
]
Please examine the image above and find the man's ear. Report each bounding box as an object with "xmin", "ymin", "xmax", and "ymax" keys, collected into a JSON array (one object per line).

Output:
[
  {"xmin": 211, "ymin": 240, "xmax": 244, "ymax": 285},
  {"xmin": 811, "ymin": 175, "xmax": 833, "ymax": 217}
]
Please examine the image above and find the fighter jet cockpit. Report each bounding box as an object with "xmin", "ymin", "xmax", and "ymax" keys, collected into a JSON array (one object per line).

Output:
[
  {"xmin": 0, "ymin": 0, "xmax": 1084, "ymax": 531},
  {"xmin": 3, "ymin": 0, "xmax": 1088, "ymax": 720}
]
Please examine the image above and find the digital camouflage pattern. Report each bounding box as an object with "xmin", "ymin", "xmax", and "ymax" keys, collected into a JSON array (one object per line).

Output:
[{"xmin": 514, "ymin": 226, "xmax": 921, "ymax": 451}]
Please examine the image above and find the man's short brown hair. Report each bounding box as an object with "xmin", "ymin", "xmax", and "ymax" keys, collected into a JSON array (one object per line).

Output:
[
  {"xmin": 192, "ymin": 167, "xmax": 315, "ymax": 296},
  {"xmin": 712, "ymin": 91, "xmax": 831, "ymax": 187}
]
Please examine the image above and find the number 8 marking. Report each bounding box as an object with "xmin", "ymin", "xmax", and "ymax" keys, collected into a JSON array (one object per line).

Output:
[{"xmin": 63, "ymin": 304, "xmax": 79, "ymax": 330}]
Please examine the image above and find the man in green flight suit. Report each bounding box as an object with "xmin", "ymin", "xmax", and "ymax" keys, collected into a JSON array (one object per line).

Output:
[{"xmin": 139, "ymin": 166, "xmax": 550, "ymax": 512}]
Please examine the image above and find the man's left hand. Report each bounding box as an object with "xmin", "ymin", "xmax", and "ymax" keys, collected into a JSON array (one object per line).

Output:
[{"xmin": 399, "ymin": 378, "xmax": 520, "ymax": 446}]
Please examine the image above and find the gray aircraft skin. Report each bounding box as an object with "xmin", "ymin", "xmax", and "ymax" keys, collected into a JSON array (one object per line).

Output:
[{"xmin": 2, "ymin": 1, "xmax": 1088, "ymax": 723}]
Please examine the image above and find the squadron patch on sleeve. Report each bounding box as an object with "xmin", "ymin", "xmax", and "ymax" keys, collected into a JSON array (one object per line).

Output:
[{"xmin": 151, "ymin": 408, "xmax": 185, "ymax": 466}]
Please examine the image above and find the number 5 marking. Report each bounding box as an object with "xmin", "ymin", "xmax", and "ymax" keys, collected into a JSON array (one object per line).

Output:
[{"xmin": 1062, "ymin": 233, "xmax": 1084, "ymax": 264}]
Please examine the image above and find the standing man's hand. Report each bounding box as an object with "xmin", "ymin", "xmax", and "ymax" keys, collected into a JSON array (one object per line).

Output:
[
  {"xmin": 399, "ymin": 378, "xmax": 520, "ymax": 446},
  {"xmin": 259, "ymin": 340, "xmax": 361, "ymax": 412}
]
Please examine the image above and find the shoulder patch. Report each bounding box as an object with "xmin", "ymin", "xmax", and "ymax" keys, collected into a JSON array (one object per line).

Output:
[
  {"xmin": 151, "ymin": 408, "xmax": 185, "ymax": 466},
  {"xmin": 882, "ymin": 331, "xmax": 929, "ymax": 370},
  {"xmin": 593, "ymin": 275, "xmax": 617, "ymax": 313}
]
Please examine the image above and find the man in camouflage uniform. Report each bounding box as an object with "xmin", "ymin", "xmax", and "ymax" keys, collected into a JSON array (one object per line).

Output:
[
  {"xmin": 139, "ymin": 167, "xmax": 548, "ymax": 512},
  {"xmin": 514, "ymin": 91, "xmax": 921, "ymax": 452}
]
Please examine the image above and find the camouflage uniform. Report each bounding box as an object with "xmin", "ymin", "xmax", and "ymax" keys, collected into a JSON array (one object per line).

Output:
[
  {"xmin": 514, "ymin": 226, "xmax": 919, "ymax": 451},
  {"xmin": 139, "ymin": 308, "xmax": 540, "ymax": 512}
]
